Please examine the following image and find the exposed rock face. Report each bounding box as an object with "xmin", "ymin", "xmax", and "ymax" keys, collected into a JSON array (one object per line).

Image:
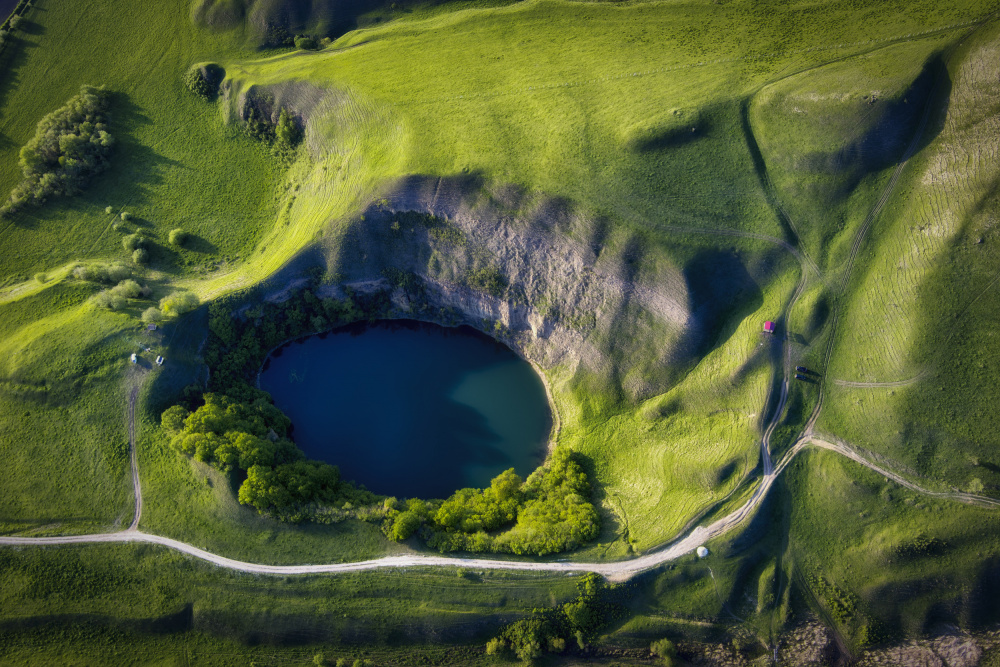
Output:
[{"xmin": 318, "ymin": 175, "xmax": 735, "ymax": 403}]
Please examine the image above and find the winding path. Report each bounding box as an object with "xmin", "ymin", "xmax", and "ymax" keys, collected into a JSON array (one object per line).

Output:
[{"xmin": 0, "ymin": 413, "xmax": 990, "ymax": 582}]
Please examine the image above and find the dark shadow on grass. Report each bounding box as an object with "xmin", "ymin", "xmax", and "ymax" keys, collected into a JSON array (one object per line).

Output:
[
  {"xmin": 0, "ymin": 603, "xmax": 194, "ymax": 635},
  {"xmin": 0, "ymin": 34, "xmax": 42, "ymax": 141},
  {"xmin": 183, "ymin": 234, "xmax": 218, "ymax": 255},
  {"xmin": 677, "ymin": 250, "xmax": 763, "ymax": 361},
  {"xmin": 13, "ymin": 17, "xmax": 42, "ymax": 36}
]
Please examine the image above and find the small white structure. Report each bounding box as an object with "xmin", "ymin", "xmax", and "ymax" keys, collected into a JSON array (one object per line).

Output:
[
  {"xmin": 696, "ymin": 546, "xmax": 709, "ymax": 558},
  {"xmin": 155, "ymin": 356, "xmax": 164, "ymax": 366},
  {"xmin": 130, "ymin": 353, "xmax": 137, "ymax": 364},
  {"xmin": 147, "ymin": 324, "xmax": 157, "ymax": 331}
]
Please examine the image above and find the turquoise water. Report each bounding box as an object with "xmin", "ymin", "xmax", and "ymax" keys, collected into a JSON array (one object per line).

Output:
[{"xmin": 259, "ymin": 320, "xmax": 552, "ymax": 498}]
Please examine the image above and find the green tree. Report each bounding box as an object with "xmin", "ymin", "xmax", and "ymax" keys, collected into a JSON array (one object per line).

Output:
[
  {"xmin": 122, "ymin": 233, "xmax": 145, "ymax": 251},
  {"xmin": 2, "ymin": 85, "xmax": 115, "ymax": 216},
  {"xmin": 161, "ymin": 405, "xmax": 191, "ymax": 434},
  {"xmin": 294, "ymin": 35, "xmax": 319, "ymax": 50},
  {"xmin": 141, "ymin": 306, "xmax": 162, "ymax": 323},
  {"xmin": 275, "ymin": 108, "xmax": 302, "ymax": 147},
  {"xmin": 651, "ymin": 638, "xmax": 677, "ymax": 666},
  {"xmin": 159, "ymin": 291, "xmax": 199, "ymax": 317}
]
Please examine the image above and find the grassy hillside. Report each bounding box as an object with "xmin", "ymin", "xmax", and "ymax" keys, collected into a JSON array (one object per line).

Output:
[
  {"xmin": 817, "ymin": 19, "xmax": 1000, "ymax": 495},
  {"xmin": 2, "ymin": 0, "xmax": 1000, "ymax": 660}
]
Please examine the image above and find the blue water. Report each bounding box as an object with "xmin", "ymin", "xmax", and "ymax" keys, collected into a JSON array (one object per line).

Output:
[{"xmin": 259, "ymin": 320, "xmax": 552, "ymax": 498}]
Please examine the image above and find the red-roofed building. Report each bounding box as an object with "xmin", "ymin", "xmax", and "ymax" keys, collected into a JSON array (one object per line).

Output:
[{"xmin": 763, "ymin": 321, "xmax": 775, "ymax": 334}]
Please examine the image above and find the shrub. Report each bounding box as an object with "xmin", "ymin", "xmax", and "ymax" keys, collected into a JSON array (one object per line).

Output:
[
  {"xmin": 159, "ymin": 291, "xmax": 199, "ymax": 317},
  {"xmin": 485, "ymin": 638, "xmax": 507, "ymax": 655},
  {"xmin": 8, "ymin": 15, "xmax": 20, "ymax": 31},
  {"xmin": 93, "ymin": 290, "xmax": 126, "ymax": 310},
  {"xmin": 114, "ymin": 279, "xmax": 143, "ymax": 298},
  {"xmin": 34, "ymin": 272, "xmax": 46, "ymax": 283},
  {"xmin": 183, "ymin": 64, "xmax": 224, "ymax": 100},
  {"xmin": 294, "ymin": 35, "xmax": 319, "ymax": 50},
  {"xmin": 104, "ymin": 205, "xmax": 113, "ymax": 214},
  {"xmin": 652, "ymin": 638, "xmax": 678, "ymax": 665},
  {"xmin": 122, "ymin": 233, "xmax": 145, "ymax": 251},
  {"xmin": 168, "ymin": 228, "xmax": 188, "ymax": 246},
  {"xmin": 2, "ymin": 85, "xmax": 114, "ymax": 216},
  {"xmin": 275, "ymin": 108, "xmax": 302, "ymax": 148},
  {"xmin": 120, "ymin": 211, "xmax": 131, "ymax": 221},
  {"xmin": 132, "ymin": 248, "xmax": 149, "ymax": 264},
  {"xmin": 141, "ymin": 306, "xmax": 163, "ymax": 324},
  {"xmin": 465, "ymin": 266, "xmax": 508, "ymax": 297},
  {"xmin": 73, "ymin": 262, "xmax": 130, "ymax": 284}
]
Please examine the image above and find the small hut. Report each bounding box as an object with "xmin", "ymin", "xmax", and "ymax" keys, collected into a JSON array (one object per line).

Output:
[{"xmin": 763, "ymin": 321, "xmax": 776, "ymax": 334}]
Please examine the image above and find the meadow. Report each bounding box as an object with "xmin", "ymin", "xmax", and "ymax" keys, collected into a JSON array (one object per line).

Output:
[{"xmin": 2, "ymin": 0, "xmax": 1000, "ymax": 661}]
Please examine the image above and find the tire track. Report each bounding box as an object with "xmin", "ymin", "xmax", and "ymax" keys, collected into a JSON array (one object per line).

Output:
[{"xmin": 127, "ymin": 381, "xmax": 142, "ymax": 531}]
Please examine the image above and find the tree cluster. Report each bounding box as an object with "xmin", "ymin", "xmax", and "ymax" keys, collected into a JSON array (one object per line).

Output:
[
  {"xmin": 159, "ymin": 291, "xmax": 199, "ymax": 318},
  {"xmin": 383, "ymin": 447, "xmax": 600, "ymax": 556},
  {"xmin": 162, "ymin": 392, "xmax": 359, "ymax": 521},
  {"xmin": 159, "ymin": 282, "xmax": 391, "ymax": 519},
  {"xmin": 3, "ymin": 85, "xmax": 114, "ymax": 216},
  {"xmin": 157, "ymin": 277, "xmax": 600, "ymax": 555},
  {"xmin": 183, "ymin": 63, "xmax": 224, "ymax": 100},
  {"xmin": 92, "ymin": 278, "xmax": 151, "ymax": 310},
  {"xmin": 487, "ymin": 573, "xmax": 628, "ymax": 661},
  {"xmin": 73, "ymin": 262, "xmax": 131, "ymax": 284}
]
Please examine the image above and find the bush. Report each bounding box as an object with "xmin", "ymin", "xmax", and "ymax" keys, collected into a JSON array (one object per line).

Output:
[
  {"xmin": 2, "ymin": 85, "xmax": 114, "ymax": 216},
  {"xmin": 132, "ymin": 248, "xmax": 148, "ymax": 264},
  {"xmin": 168, "ymin": 228, "xmax": 188, "ymax": 246},
  {"xmin": 275, "ymin": 108, "xmax": 302, "ymax": 148},
  {"xmin": 485, "ymin": 638, "xmax": 507, "ymax": 655},
  {"xmin": 114, "ymin": 279, "xmax": 143, "ymax": 298},
  {"xmin": 183, "ymin": 64, "xmax": 224, "ymax": 100},
  {"xmin": 8, "ymin": 15, "xmax": 20, "ymax": 31},
  {"xmin": 652, "ymin": 638, "xmax": 678, "ymax": 665},
  {"xmin": 104, "ymin": 205, "xmax": 113, "ymax": 214},
  {"xmin": 122, "ymin": 233, "xmax": 145, "ymax": 251},
  {"xmin": 73, "ymin": 262, "xmax": 130, "ymax": 284},
  {"xmin": 93, "ymin": 290, "xmax": 125, "ymax": 310},
  {"xmin": 294, "ymin": 35, "xmax": 319, "ymax": 50},
  {"xmin": 465, "ymin": 266, "xmax": 508, "ymax": 297},
  {"xmin": 120, "ymin": 211, "xmax": 131, "ymax": 221},
  {"xmin": 159, "ymin": 291, "xmax": 199, "ymax": 317},
  {"xmin": 34, "ymin": 272, "xmax": 46, "ymax": 283},
  {"xmin": 141, "ymin": 306, "xmax": 163, "ymax": 324}
]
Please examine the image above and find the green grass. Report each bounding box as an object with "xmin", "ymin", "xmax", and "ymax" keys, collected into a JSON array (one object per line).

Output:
[
  {"xmin": 3, "ymin": 0, "xmax": 1000, "ymax": 658},
  {"xmin": 780, "ymin": 448, "xmax": 1000, "ymax": 648},
  {"xmin": 0, "ymin": 542, "xmax": 583, "ymax": 664},
  {"xmin": 0, "ymin": 0, "xmax": 283, "ymax": 283},
  {"xmin": 817, "ymin": 19, "xmax": 1000, "ymax": 493}
]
